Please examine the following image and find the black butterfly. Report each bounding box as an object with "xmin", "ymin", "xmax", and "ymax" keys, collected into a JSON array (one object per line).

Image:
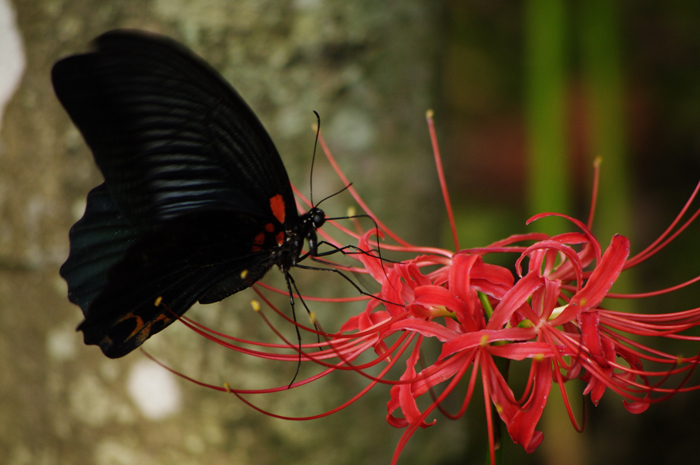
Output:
[{"xmin": 53, "ymin": 30, "xmax": 327, "ymax": 358}]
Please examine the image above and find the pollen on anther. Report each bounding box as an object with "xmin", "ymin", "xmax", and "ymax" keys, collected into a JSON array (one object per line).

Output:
[
  {"xmin": 154, "ymin": 296, "xmax": 163, "ymax": 307},
  {"xmin": 223, "ymin": 382, "xmax": 232, "ymax": 393},
  {"xmin": 240, "ymin": 269, "xmax": 249, "ymax": 279},
  {"xmin": 251, "ymin": 300, "xmax": 261, "ymax": 312}
]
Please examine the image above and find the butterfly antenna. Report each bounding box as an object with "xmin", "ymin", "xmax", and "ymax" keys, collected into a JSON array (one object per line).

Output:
[
  {"xmin": 316, "ymin": 183, "xmax": 353, "ymax": 208},
  {"xmin": 309, "ymin": 110, "xmax": 321, "ymax": 206}
]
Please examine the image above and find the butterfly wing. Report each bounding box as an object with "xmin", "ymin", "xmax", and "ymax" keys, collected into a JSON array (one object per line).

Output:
[
  {"xmin": 59, "ymin": 184, "xmax": 137, "ymax": 313},
  {"xmin": 53, "ymin": 30, "xmax": 298, "ymax": 229},
  {"xmin": 54, "ymin": 30, "xmax": 299, "ymax": 356},
  {"xmin": 60, "ymin": 184, "xmax": 277, "ymax": 357}
]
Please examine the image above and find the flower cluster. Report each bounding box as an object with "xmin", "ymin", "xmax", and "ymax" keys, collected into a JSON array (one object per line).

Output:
[
  {"xmin": 159, "ymin": 116, "xmax": 700, "ymax": 465},
  {"xmin": 345, "ymin": 216, "xmax": 694, "ymax": 462}
]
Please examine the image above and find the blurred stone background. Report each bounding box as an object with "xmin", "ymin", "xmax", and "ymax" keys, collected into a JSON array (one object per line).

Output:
[
  {"xmin": 4, "ymin": 1, "xmax": 700, "ymax": 465},
  {"xmin": 1, "ymin": 1, "xmax": 448, "ymax": 465}
]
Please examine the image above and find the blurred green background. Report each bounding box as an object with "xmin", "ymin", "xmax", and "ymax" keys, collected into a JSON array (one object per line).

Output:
[
  {"xmin": 2, "ymin": 0, "xmax": 700, "ymax": 464},
  {"xmin": 443, "ymin": 2, "xmax": 700, "ymax": 464}
]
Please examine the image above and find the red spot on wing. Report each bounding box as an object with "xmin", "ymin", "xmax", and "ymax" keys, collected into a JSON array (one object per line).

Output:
[
  {"xmin": 269, "ymin": 194, "xmax": 286, "ymax": 224},
  {"xmin": 252, "ymin": 231, "xmax": 266, "ymax": 252},
  {"xmin": 118, "ymin": 314, "xmax": 144, "ymax": 340},
  {"xmin": 275, "ymin": 231, "xmax": 285, "ymax": 245},
  {"xmin": 129, "ymin": 313, "xmax": 174, "ymax": 345},
  {"xmin": 264, "ymin": 223, "xmax": 275, "ymax": 233}
]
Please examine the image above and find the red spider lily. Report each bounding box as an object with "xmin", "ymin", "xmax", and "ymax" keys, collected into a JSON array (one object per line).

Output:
[{"xmin": 152, "ymin": 112, "xmax": 700, "ymax": 465}]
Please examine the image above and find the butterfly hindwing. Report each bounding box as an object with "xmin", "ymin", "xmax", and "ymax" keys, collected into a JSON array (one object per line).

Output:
[
  {"xmin": 60, "ymin": 184, "xmax": 137, "ymax": 313},
  {"xmin": 68, "ymin": 195, "xmax": 283, "ymax": 357}
]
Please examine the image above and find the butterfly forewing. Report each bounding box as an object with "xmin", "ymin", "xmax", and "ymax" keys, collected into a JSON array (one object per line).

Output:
[{"xmin": 52, "ymin": 30, "xmax": 298, "ymax": 232}]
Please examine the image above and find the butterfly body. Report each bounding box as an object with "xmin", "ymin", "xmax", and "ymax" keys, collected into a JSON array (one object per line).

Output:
[{"xmin": 53, "ymin": 30, "xmax": 325, "ymax": 358}]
